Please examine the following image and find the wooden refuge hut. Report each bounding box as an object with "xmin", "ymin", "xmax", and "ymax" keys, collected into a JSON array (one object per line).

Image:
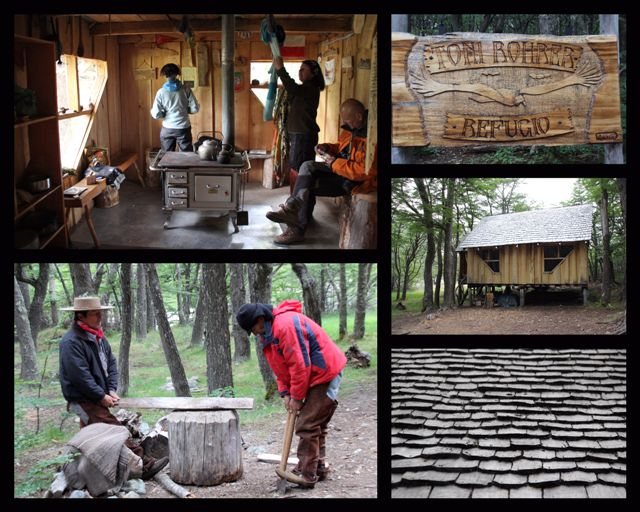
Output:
[{"xmin": 456, "ymin": 204, "xmax": 593, "ymax": 306}]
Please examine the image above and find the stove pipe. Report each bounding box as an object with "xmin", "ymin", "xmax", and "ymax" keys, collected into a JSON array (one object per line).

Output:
[{"xmin": 221, "ymin": 14, "xmax": 235, "ymax": 147}]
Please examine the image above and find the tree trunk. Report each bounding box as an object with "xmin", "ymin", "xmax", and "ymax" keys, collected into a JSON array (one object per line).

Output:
[
  {"xmin": 146, "ymin": 278, "xmax": 156, "ymax": 331},
  {"xmin": 167, "ymin": 411, "xmax": 242, "ymax": 485},
  {"xmin": 118, "ymin": 264, "xmax": 133, "ymax": 397},
  {"xmin": 182, "ymin": 263, "xmax": 192, "ymax": 321},
  {"xmin": 320, "ymin": 265, "xmax": 328, "ymax": 312},
  {"xmin": 190, "ymin": 280, "xmax": 207, "ymax": 347},
  {"xmin": 48, "ymin": 272, "xmax": 58, "ymax": 327},
  {"xmin": 103, "ymin": 263, "xmax": 120, "ymax": 331},
  {"xmin": 443, "ymin": 178, "xmax": 457, "ymax": 307},
  {"xmin": 539, "ymin": 14, "xmax": 554, "ymax": 34},
  {"xmin": 18, "ymin": 277, "xmax": 31, "ymax": 312},
  {"xmin": 434, "ymin": 231, "xmax": 443, "ymax": 308},
  {"xmin": 600, "ymin": 187, "xmax": 613, "ymax": 304},
  {"xmin": 27, "ymin": 263, "xmax": 50, "ymax": 346},
  {"xmin": 175, "ymin": 264, "xmax": 186, "ymax": 325},
  {"xmin": 69, "ymin": 263, "xmax": 95, "ymax": 296},
  {"xmin": 203, "ymin": 264, "xmax": 234, "ymax": 393},
  {"xmin": 616, "ymin": 178, "xmax": 626, "ymax": 301},
  {"xmin": 14, "ymin": 275, "xmax": 38, "ymax": 381},
  {"xmin": 54, "ymin": 263, "xmax": 72, "ymax": 306},
  {"xmin": 414, "ymin": 179, "xmax": 436, "ymax": 312},
  {"xmin": 144, "ymin": 263, "xmax": 191, "ymax": 397},
  {"xmin": 230, "ymin": 264, "xmax": 250, "ymax": 361},
  {"xmin": 338, "ymin": 264, "xmax": 348, "ymax": 340},
  {"xmin": 247, "ymin": 263, "xmax": 277, "ymax": 399},
  {"xmin": 352, "ymin": 263, "xmax": 371, "ymax": 340},
  {"xmin": 450, "ymin": 14, "xmax": 463, "ymax": 31},
  {"xmin": 291, "ymin": 263, "xmax": 322, "ymax": 325},
  {"xmin": 135, "ymin": 263, "xmax": 148, "ymax": 340}
]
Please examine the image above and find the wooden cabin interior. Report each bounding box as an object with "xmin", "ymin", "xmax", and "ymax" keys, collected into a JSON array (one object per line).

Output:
[{"xmin": 14, "ymin": 14, "xmax": 377, "ymax": 249}]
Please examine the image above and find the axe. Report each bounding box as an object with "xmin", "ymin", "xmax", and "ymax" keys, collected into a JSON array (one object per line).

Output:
[{"xmin": 276, "ymin": 409, "xmax": 297, "ymax": 494}]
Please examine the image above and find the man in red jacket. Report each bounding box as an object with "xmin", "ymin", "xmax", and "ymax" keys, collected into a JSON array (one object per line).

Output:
[{"xmin": 236, "ymin": 300, "xmax": 347, "ymax": 488}]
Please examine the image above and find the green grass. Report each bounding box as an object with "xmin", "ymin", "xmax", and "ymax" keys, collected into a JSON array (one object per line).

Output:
[
  {"xmin": 14, "ymin": 310, "xmax": 377, "ymax": 495},
  {"xmin": 392, "ymin": 290, "xmax": 425, "ymax": 315}
]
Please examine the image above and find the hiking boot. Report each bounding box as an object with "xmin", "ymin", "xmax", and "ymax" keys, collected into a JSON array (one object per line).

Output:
[
  {"xmin": 141, "ymin": 456, "xmax": 169, "ymax": 480},
  {"xmin": 266, "ymin": 203, "xmax": 299, "ymax": 226},
  {"xmin": 288, "ymin": 468, "xmax": 317, "ymax": 488},
  {"xmin": 274, "ymin": 227, "xmax": 305, "ymax": 245},
  {"xmin": 317, "ymin": 465, "xmax": 330, "ymax": 481}
]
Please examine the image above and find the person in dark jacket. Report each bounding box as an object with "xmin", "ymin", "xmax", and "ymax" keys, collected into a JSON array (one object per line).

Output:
[
  {"xmin": 236, "ymin": 300, "xmax": 347, "ymax": 488},
  {"xmin": 59, "ymin": 296, "xmax": 168, "ymax": 480},
  {"xmin": 273, "ymin": 56, "xmax": 324, "ymax": 174}
]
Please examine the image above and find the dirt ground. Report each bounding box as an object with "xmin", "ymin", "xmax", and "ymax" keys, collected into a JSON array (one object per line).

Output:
[
  {"xmin": 392, "ymin": 305, "xmax": 625, "ymax": 335},
  {"xmin": 15, "ymin": 382, "xmax": 377, "ymax": 499}
]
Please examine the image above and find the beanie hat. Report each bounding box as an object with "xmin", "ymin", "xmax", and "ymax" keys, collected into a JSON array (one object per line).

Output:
[{"xmin": 236, "ymin": 303, "xmax": 273, "ymax": 334}]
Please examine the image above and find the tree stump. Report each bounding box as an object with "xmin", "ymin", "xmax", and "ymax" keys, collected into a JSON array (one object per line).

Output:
[
  {"xmin": 339, "ymin": 192, "xmax": 377, "ymax": 249},
  {"xmin": 167, "ymin": 410, "xmax": 243, "ymax": 486}
]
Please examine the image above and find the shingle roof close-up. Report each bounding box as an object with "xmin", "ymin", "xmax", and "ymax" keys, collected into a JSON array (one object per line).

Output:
[
  {"xmin": 456, "ymin": 204, "xmax": 594, "ymax": 250},
  {"xmin": 391, "ymin": 349, "xmax": 626, "ymax": 498}
]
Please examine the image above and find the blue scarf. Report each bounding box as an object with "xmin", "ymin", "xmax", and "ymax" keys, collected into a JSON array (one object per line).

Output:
[
  {"xmin": 163, "ymin": 78, "xmax": 182, "ymax": 92},
  {"xmin": 260, "ymin": 321, "xmax": 276, "ymax": 347}
]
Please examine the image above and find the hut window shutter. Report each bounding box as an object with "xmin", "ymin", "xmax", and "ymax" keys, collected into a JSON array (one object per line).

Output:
[{"xmin": 544, "ymin": 244, "xmax": 574, "ymax": 272}]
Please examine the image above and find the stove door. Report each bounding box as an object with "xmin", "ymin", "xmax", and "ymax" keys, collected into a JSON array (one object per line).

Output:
[{"xmin": 193, "ymin": 174, "xmax": 234, "ymax": 207}]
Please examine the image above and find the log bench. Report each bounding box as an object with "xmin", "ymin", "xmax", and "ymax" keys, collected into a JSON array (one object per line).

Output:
[
  {"xmin": 339, "ymin": 191, "xmax": 377, "ymax": 249},
  {"xmin": 117, "ymin": 397, "xmax": 253, "ymax": 486}
]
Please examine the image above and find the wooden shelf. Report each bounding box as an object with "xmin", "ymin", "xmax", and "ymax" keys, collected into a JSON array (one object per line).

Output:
[
  {"xmin": 14, "ymin": 35, "xmax": 67, "ymax": 248},
  {"xmin": 15, "ymin": 185, "xmax": 62, "ymax": 221},
  {"xmin": 14, "ymin": 115, "xmax": 58, "ymax": 128},
  {"xmin": 39, "ymin": 225, "xmax": 66, "ymax": 249}
]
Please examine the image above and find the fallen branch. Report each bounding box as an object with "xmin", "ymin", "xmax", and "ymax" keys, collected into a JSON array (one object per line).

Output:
[{"xmin": 153, "ymin": 472, "xmax": 192, "ymax": 498}]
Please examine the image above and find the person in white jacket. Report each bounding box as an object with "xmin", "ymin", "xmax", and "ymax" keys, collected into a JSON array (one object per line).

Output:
[{"xmin": 150, "ymin": 63, "xmax": 200, "ymax": 152}]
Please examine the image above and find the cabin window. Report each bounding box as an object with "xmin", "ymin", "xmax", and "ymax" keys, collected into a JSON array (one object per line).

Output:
[
  {"xmin": 56, "ymin": 55, "xmax": 108, "ymax": 169},
  {"xmin": 480, "ymin": 248, "xmax": 500, "ymax": 273},
  {"xmin": 250, "ymin": 60, "xmax": 303, "ymax": 107},
  {"xmin": 544, "ymin": 244, "xmax": 574, "ymax": 272}
]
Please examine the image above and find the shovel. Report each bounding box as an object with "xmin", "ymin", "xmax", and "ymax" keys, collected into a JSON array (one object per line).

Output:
[{"xmin": 276, "ymin": 409, "xmax": 296, "ymax": 494}]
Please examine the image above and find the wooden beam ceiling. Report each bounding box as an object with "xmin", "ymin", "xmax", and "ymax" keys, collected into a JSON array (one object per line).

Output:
[{"xmin": 89, "ymin": 16, "xmax": 354, "ymax": 36}]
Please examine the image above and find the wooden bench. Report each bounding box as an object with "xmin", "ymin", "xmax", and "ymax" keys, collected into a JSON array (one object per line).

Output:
[
  {"xmin": 64, "ymin": 177, "xmax": 107, "ymax": 248},
  {"xmin": 111, "ymin": 151, "xmax": 145, "ymax": 187}
]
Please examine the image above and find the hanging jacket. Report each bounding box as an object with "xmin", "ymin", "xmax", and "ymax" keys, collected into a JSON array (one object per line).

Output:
[
  {"xmin": 259, "ymin": 300, "xmax": 347, "ymax": 401},
  {"xmin": 325, "ymin": 111, "xmax": 377, "ymax": 194},
  {"xmin": 150, "ymin": 79, "xmax": 200, "ymax": 129},
  {"xmin": 59, "ymin": 323, "xmax": 118, "ymax": 403}
]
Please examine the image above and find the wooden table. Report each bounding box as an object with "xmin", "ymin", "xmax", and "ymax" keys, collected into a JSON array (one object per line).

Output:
[{"xmin": 64, "ymin": 177, "xmax": 106, "ymax": 248}]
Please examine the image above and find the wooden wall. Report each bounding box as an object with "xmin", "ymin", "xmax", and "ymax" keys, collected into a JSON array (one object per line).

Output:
[
  {"xmin": 14, "ymin": 14, "xmax": 377, "ymax": 184},
  {"xmin": 465, "ymin": 243, "xmax": 589, "ymax": 286}
]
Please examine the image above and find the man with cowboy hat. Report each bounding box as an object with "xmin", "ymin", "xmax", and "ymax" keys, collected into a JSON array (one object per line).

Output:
[{"xmin": 59, "ymin": 296, "xmax": 168, "ymax": 480}]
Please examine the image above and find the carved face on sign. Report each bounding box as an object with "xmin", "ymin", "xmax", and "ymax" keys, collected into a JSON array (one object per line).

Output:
[{"xmin": 392, "ymin": 33, "xmax": 622, "ymax": 147}]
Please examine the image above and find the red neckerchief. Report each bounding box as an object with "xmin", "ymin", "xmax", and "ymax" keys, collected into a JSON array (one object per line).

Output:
[{"xmin": 77, "ymin": 321, "xmax": 105, "ymax": 340}]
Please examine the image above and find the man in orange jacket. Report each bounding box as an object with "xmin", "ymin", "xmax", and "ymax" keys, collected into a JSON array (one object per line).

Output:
[
  {"xmin": 236, "ymin": 300, "xmax": 347, "ymax": 488},
  {"xmin": 266, "ymin": 98, "xmax": 377, "ymax": 245}
]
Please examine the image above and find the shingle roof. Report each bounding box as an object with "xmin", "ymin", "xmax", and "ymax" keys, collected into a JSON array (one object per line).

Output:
[
  {"xmin": 456, "ymin": 204, "xmax": 594, "ymax": 250},
  {"xmin": 391, "ymin": 349, "xmax": 626, "ymax": 499}
]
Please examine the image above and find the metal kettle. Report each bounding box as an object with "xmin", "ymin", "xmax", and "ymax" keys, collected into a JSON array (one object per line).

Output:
[
  {"xmin": 217, "ymin": 144, "xmax": 234, "ymax": 164},
  {"xmin": 197, "ymin": 139, "xmax": 219, "ymax": 160}
]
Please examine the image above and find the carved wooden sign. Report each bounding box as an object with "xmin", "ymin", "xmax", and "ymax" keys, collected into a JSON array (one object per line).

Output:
[{"xmin": 392, "ymin": 32, "xmax": 622, "ymax": 147}]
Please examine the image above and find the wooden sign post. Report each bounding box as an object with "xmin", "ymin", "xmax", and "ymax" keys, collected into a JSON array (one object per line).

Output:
[{"xmin": 392, "ymin": 32, "xmax": 622, "ymax": 147}]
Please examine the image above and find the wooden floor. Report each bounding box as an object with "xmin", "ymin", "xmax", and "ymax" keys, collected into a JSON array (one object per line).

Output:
[{"xmin": 68, "ymin": 181, "xmax": 341, "ymax": 249}]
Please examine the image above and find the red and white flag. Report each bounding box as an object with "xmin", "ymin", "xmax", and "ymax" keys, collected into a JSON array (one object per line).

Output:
[{"xmin": 280, "ymin": 35, "xmax": 306, "ymax": 59}]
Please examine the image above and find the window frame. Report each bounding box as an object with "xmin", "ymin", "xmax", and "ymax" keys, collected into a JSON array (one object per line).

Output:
[
  {"xmin": 543, "ymin": 243, "xmax": 575, "ymax": 273},
  {"xmin": 479, "ymin": 247, "xmax": 500, "ymax": 273},
  {"xmin": 56, "ymin": 55, "xmax": 108, "ymax": 170}
]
